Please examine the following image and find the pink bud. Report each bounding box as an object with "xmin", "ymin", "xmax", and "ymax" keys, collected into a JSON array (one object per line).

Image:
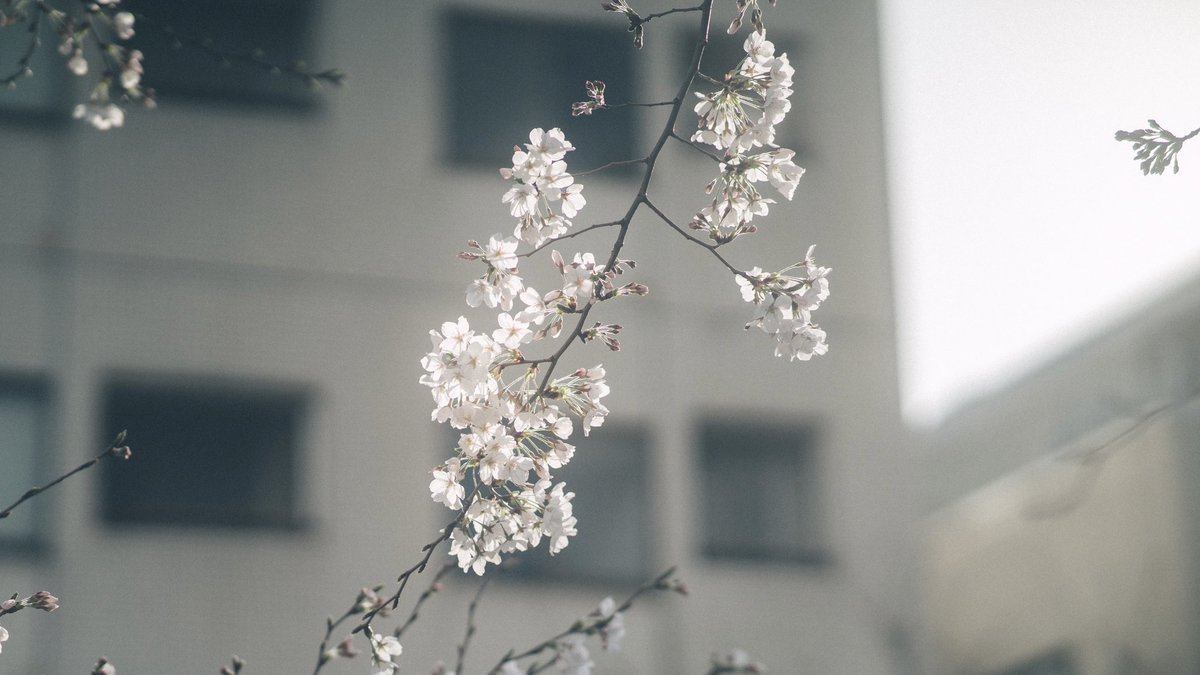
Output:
[{"xmin": 29, "ymin": 591, "xmax": 59, "ymax": 612}]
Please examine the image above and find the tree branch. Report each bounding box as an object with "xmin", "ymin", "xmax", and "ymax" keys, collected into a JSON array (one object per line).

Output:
[{"xmin": 0, "ymin": 431, "xmax": 130, "ymax": 521}]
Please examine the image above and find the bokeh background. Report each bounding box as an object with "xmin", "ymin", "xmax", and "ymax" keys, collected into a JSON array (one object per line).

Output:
[{"xmin": 1, "ymin": 1, "xmax": 1198, "ymax": 673}]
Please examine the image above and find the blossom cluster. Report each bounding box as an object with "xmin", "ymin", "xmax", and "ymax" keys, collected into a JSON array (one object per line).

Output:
[
  {"xmin": 422, "ymin": 129, "xmax": 649, "ymax": 576},
  {"xmin": 688, "ymin": 27, "xmax": 830, "ymax": 361},
  {"xmin": 736, "ymin": 245, "xmax": 830, "ymax": 361},
  {"xmin": 690, "ymin": 31, "xmax": 802, "ymax": 243},
  {"xmin": 501, "ymin": 128, "xmax": 587, "ymax": 247},
  {"xmin": 40, "ymin": 0, "xmax": 154, "ymax": 129}
]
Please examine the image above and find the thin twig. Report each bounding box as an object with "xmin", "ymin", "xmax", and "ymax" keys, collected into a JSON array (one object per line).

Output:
[
  {"xmin": 532, "ymin": 0, "xmax": 715, "ymax": 395},
  {"xmin": 602, "ymin": 100, "xmax": 675, "ymax": 110},
  {"xmin": 454, "ymin": 576, "xmax": 492, "ymax": 674},
  {"xmin": 487, "ymin": 567, "xmax": 680, "ymax": 674},
  {"xmin": 669, "ymin": 130, "xmax": 724, "ymax": 162},
  {"xmin": 355, "ymin": 518, "xmax": 458, "ymax": 631},
  {"xmin": 575, "ymin": 158, "xmax": 648, "ymax": 177},
  {"xmin": 637, "ymin": 5, "xmax": 704, "ymax": 25},
  {"xmin": 1, "ymin": 7, "xmax": 41, "ymax": 86},
  {"xmin": 642, "ymin": 197, "xmax": 744, "ymax": 278},
  {"xmin": 134, "ymin": 12, "xmax": 345, "ymax": 88},
  {"xmin": 395, "ymin": 563, "xmax": 456, "ymax": 638},
  {"xmin": 0, "ymin": 431, "xmax": 129, "ymax": 520},
  {"xmin": 517, "ymin": 221, "xmax": 624, "ymax": 259},
  {"xmin": 310, "ymin": 506, "xmax": 468, "ymax": 674}
]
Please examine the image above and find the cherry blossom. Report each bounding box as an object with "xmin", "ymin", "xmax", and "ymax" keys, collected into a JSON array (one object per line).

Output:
[
  {"xmin": 738, "ymin": 246, "xmax": 830, "ymax": 361},
  {"xmin": 500, "ymin": 128, "xmax": 587, "ymax": 247},
  {"xmin": 368, "ymin": 630, "xmax": 403, "ymax": 675}
]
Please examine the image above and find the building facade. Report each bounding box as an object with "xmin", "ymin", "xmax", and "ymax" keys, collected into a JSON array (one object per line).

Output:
[
  {"xmin": 918, "ymin": 274, "xmax": 1200, "ymax": 674},
  {"xmin": 0, "ymin": 1, "xmax": 909, "ymax": 673}
]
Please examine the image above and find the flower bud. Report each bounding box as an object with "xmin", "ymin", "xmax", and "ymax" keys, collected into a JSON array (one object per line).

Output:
[{"xmin": 29, "ymin": 591, "xmax": 59, "ymax": 612}]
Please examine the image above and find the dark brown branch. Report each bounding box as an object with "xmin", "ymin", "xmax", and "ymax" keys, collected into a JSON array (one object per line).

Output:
[
  {"xmin": 394, "ymin": 563, "xmax": 455, "ymax": 638},
  {"xmin": 575, "ymin": 158, "xmax": 648, "ymax": 177},
  {"xmin": 486, "ymin": 567, "xmax": 681, "ymax": 674},
  {"xmin": 643, "ymin": 197, "xmax": 744, "ymax": 278},
  {"xmin": 669, "ymin": 130, "xmax": 724, "ymax": 162},
  {"xmin": 134, "ymin": 12, "xmax": 346, "ymax": 89},
  {"xmin": 310, "ymin": 509, "xmax": 466, "ymax": 674},
  {"xmin": 533, "ymin": 0, "xmax": 715, "ymax": 395},
  {"xmin": 637, "ymin": 5, "xmax": 704, "ymax": 25},
  {"xmin": 602, "ymin": 100, "xmax": 675, "ymax": 110},
  {"xmin": 454, "ymin": 576, "xmax": 491, "ymax": 674},
  {"xmin": 518, "ymin": 221, "xmax": 624, "ymax": 259},
  {"xmin": 0, "ymin": 431, "xmax": 129, "ymax": 521},
  {"xmin": 1, "ymin": 7, "xmax": 41, "ymax": 86}
]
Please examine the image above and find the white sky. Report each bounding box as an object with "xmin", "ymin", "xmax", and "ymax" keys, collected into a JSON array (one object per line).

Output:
[{"xmin": 878, "ymin": 0, "xmax": 1200, "ymax": 427}]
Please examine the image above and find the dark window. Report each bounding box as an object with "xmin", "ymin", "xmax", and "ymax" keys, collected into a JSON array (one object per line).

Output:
[
  {"xmin": 490, "ymin": 425, "xmax": 653, "ymax": 585},
  {"xmin": 121, "ymin": 0, "xmax": 319, "ymax": 109},
  {"xmin": 698, "ymin": 418, "xmax": 827, "ymax": 564},
  {"xmin": 0, "ymin": 22, "xmax": 71, "ymax": 127},
  {"xmin": 443, "ymin": 9, "xmax": 638, "ymax": 173},
  {"xmin": 0, "ymin": 375, "xmax": 52, "ymax": 552},
  {"xmin": 986, "ymin": 647, "xmax": 1078, "ymax": 675},
  {"xmin": 100, "ymin": 375, "xmax": 308, "ymax": 530}
]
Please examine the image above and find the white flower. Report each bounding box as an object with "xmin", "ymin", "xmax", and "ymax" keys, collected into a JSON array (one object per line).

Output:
[
  {"xmin": 499, "ymin": 662, "xmax": 523, "ymax": 675},
  {"xmin": 744, "ymin": 31, "xmax": 776, "ymax": 64},
  {"xmin": 438, "ymin": 316, "xmax": 473, "ymax": 355},
  {"xmin": 429, "ymin": 459, "xmax": 465, "ymax": 509},
  {"xmin": 558, "ymin": 183, "xmax": 586, "ymax": 218},
  {"xmin": 113, "ymin": 12, "xmax": 135, "ymax": 40},
  {"xmin": 120, "ymin": 50, "xmax": 143, "ymax": 91},
  {"xmin": 776, "ymin": 323, "xmax": 828, "ymax": 361},
  {"xmin": 368, "ymin": 630, "xmax": 403, "ymax": 675},
  {"xmin": 0, "ymin": 624, "xmax": 8, "ymax": 653},
  {"xmin": 502, "ymin": 182, "xmax": 539, "ymax": 219},
  {"xmin": 543, "ymin": 483, "xmax": 577, "ymax": 554},
  {"xmin": 527, "ymin": 127, "xmax": 574, "ymax": 164},
  {"xmin": 556, "ymin": 634, "xmax": 593, "ymax": 675},
  {"xmin": 492, "ymin": 312, "xmax": 531, "ymax": 349},
  {"xmin": 766, "ymin": 148, "xmax": 804, "ymax": 200},
  {"xmin": 597, "ymin": 597, "xmax": 625, "ymax": 651},
  {"xmin": 73, "ymin": 102, "xmax": 125, "ymax": 130},
  {"xmin": 483, "ymin": 235, "xmax": 519, "ymax": 271},
  {"xmin": 67, "ymin": 49, "xmax": 88, "ymax": 76}
]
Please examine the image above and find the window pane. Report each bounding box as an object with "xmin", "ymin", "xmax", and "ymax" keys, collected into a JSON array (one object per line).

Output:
[
  {"xmin": 500, "ymin": 425, "xmax": 652, "ymax": 584},
  {"xmin": 699, "ymin": 419, "xmax": 826, "ymax": 564},
  {"xmin": 122, "ymin": 0, "xmax": 319, "ymax": 109},
  {"xmin": 0, "ymin": 376, "xmax": 50, "ymax": 550},
  {"xmin": 443, "ymin": 9, "xmax": 638, "ymax": 173},
  {"xmin": 988, "ymin": 647, "xmax": 1078, "ymax": 675},
  {"xmin": 100, "ymin": 375, "xmax": 308, "ymax": 530},
  {"xmin": 0, "ymin": 22, "xmax": 71, "ymax": 126}
]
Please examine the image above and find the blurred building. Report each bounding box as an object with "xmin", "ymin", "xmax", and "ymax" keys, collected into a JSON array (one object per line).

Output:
[
  {"xmin": 918, "ymin": 273, "xmax": 1200, "ymax": 674},
  {"xmin": 0, "ymin": 1, "xmax": 911, "ymax": 674}
]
